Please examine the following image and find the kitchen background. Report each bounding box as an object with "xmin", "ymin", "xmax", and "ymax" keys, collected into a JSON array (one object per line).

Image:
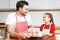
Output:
[{"xmin": 0, "ymin": 0, "xmax": 60, "ymax": 34}]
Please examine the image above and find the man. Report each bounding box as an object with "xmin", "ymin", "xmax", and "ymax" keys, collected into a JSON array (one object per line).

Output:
[{"xmin": 6, "ymin": 1, "xmax": 32, "ymax": 40}]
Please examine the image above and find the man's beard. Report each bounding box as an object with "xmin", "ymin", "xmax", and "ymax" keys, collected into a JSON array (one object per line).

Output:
[{"xmin": 21, "ymin": 13, "xmax": 26, "ymax": 16}]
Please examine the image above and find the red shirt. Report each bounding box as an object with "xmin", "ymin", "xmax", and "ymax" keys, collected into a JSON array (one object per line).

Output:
[{"xmin": 40, "ymin": 24, "xmax": 55, "ymax": 35}]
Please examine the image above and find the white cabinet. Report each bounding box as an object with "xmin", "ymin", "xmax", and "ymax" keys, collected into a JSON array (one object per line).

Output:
[
  {"xmin": 48, "ymin": 0, "xmax": 60, "ymax": 9},
  {"xmin": 10, "ymin": 0, "xmax": 21, "ymax": 9},
  {"xmin": 26, "ymin": 0, "xmax": 60, "ymax": 9},
  {"xmin": 0, "ymin": 0, "xmax": 60, "ymax": 9},
  {"xmin": 0, "ymin": 0, "xmax": 9, "ymax": 9}
]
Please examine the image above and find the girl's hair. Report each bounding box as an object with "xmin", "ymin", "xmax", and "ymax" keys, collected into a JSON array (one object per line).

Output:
[{"xmin": 44, "ymin": 13, "xmax": 54, "ymax": 23}]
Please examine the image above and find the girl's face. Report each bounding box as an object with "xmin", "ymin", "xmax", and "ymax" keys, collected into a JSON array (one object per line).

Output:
[{"xmin": 43, "ymin": 14, "xmax": 51, "ymax": 23}]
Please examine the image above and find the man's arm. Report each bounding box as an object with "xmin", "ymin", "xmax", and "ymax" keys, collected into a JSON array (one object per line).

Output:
[
  {"xmin": 7, "ymin": 24, "xmax": 28, "ymax": 39},
  {"xmin": 6, "ymin": 24, "xmax": 20, "ymax": 38}
]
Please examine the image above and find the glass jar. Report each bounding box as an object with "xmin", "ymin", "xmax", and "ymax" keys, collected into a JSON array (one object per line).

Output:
[{"xmin": 6, "ymin": 32, "xmax": 10, "ymax": 40}]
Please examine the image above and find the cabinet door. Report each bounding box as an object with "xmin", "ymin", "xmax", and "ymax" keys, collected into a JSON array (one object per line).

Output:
[
  {"xmin": 10, "ymin": 0, "xmax": 21, "ymax": 9},
  {"xmin": 0, "ymin": 0, "xmax": 9, "ymax": 9},
  {"xmin": 0, "ymin": 25, "xmax": 6, "ymax": 37},
  {"xmin": 25, "ymin": 0, "xmax": 60, "ymax": 9}
]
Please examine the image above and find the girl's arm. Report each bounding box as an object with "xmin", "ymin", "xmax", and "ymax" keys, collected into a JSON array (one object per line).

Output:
[
  {"xmin": 47, "ymin": 24, "xmax": 55, "ymax": 36},
  {"xmin": 50, "ymin": 24, "xmax": 55, "ymax": 34}
]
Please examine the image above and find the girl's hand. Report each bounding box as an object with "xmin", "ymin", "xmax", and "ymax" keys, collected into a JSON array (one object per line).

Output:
[
  {"xmin": 28, "ymin": 27, "xmax": 34, "ymax": 32},
  {"xmin": 46, "ymin": 33, "xmax": 53, "ymax": 36},
  {"xmin": 43, "ymin": 35, "xmax": 50, "ymax": 39}
]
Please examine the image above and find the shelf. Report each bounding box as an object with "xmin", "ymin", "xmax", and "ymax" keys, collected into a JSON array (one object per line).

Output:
[
  {"xmin": 34, "ymin": 26, "xmax": 60, "ymax": 30},
  {"xmin": 0, "ymin": 25, "xmax": 6, "ymax": 28},
  {"xmin": 0, "ymin": 9, "xmax": 60, "ymax": 12}
]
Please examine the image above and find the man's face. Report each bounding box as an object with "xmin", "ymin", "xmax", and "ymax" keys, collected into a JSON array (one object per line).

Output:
[{"xmin": 19, "ymin": 5, "xmax": 29, "ymax": 16}]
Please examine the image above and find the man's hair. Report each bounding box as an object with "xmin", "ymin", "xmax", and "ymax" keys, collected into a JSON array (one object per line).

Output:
[{"xmin": 16, "ymin": 1, "xmax": 29, "ymax": 11}]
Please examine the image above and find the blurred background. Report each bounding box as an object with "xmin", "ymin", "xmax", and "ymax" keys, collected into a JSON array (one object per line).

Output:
[
  {"xmin": 0, "ymin": 0, "xmax": 60, "ymax": 39},
  {"xmin": 0, "ymin": 0, "xmax": 60, "ymax": 26}
]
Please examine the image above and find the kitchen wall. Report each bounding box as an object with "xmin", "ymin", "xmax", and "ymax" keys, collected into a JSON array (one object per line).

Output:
[{"xmin": 0, "ymin": 0, "xmax": 60, "ymax": 26}]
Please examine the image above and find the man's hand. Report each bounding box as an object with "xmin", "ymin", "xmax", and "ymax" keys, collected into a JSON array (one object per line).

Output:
[{"xmin": 19, "ymin": 33, "xmax": 30, "ymax": 39}]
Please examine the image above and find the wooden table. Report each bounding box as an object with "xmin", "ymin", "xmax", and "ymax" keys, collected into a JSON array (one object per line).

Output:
[
  {"xmin": 30, "ymin": 37, "xmax": 42, "ymax": 40},
  {"xmin": 3, "ymin": 37, "xmax": 42, "ymax": 40}
]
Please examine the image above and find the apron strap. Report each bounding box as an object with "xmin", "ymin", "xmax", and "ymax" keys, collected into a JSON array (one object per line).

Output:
[
  {"xmin": 16, "ymin": 13, "xmax": 18, "ymax": 22},
  {"xmin": 43, "ymin": 24, "xmax": 51, "ymax": 30},
  {"xmin": 15, "ymin": 13, "xmax": 27, "ymax": 22}
]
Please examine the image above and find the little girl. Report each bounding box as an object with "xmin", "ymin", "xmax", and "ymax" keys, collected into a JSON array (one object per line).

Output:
[{"xmin": 40, "ymin": 13, "xmax": 55, "ymax": 40}]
